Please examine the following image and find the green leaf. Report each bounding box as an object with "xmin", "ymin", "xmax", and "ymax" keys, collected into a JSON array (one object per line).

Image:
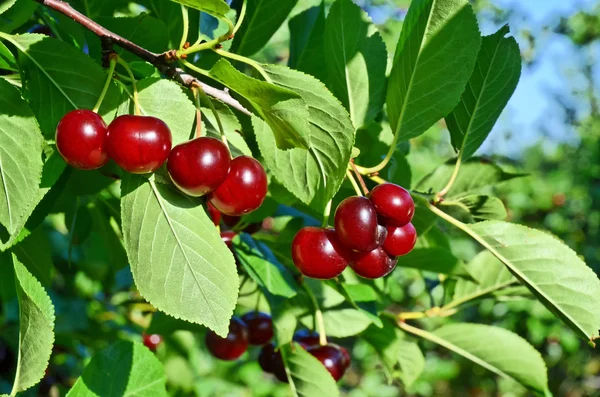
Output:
[
  {"xmin": 13, "ymin": 227, "xmax": 54, "ymax": 287},
  {"xmin": 120, "ymin": 174, "xmax": 238, "ymax": 337},
  {"xmin": 427, "ymin": 323, "xmax": 549, "ymax": 395},
  {"xmin": 207, "ymin": 59, "xmax": 310, "ymax": 150},
  {"xmin": 0, "ymin": 0, "xmax": 37, "ymax": 33},
  {"xmin": 446, "ymin": 25, "xmax": 522, "ymax": 160},
  {"xmin": 0, "ymin": 41, "xmax": 16, "ymax": 70},
  {"xmin": 441, "ymin": 195, "xmax": 507, "ymax": 222},
  {"xmin": 301, "ymin": 307, "xmax": 372, "ymax": 338},
  {"xmin": 254, "ymin": 65, "xmax": 355, "ymax": 210},
  {"xmin": 0, "ymin": 0, "xmax": 17, "ymax": 15},
  {"xmin": 395, "ymin": 248, "xmax": 472, "ymax": 279},
  {"xmin": 387, "ymin": 0, "xmax": 480, "ymax": 142},
  {"xmin": 397, "ymin": 340, "xmax": 425, "ymax": 387},
  {"xmin": 465, "ymin": 221, "xmax": 600, "ymax": 342},
  {"xmin": 362, "ymin": 319, "xmax": 405, "ymax": 380},
  {"xmin": 147, "ymin": 312, "xmax": 205, "ymax": 335},
  {"xmin": 200, "ymin": 97, "xmax": 252, "ymax": 157},
  {"xmin": 323, "ymin": 0, "xmax": 387, "ymax": 129},
  {"xmin": 451, "ymin": 250, "xmax": 516, "ymax": 307},
  {"xmin": 288, "ymin": 5, "xmax": 326, "ymax": 81},
  {"xmin": 67, "ymin": 341, "xmax": 168, "ymax": 397},
  {"xmin": 329, "ymin": 282, "xmax": 382, "ymax": 327},
  {"xmin": 1, "ymin": 33, "xmax": 120, "ymax": 138},
  {"xmin": 411, "ymin": 195, "xmax": 437, "ymax": 234},
  {"xmin": 282, "ymin": 343, "xmax": 340, "ymax": 397},
  {"xmin": 0, "ymin": 79, "xmax": 44, "ymax": 236},
  {"xmin": 233, "ymin": 233, "xmax": 298, "ymax": 298},
  {"xmin": 416, "ymin": 158, "xmax": 525, "ymax": 198},
  {"xmin": 10, "ymin": 255, "xmax": 55, "ymax": 395},
  {"xmin": 232, "ymin": 0, "xmax": 298, "ymax": 56},
  {"xmin": 169, "ymin": 0, "xmax": 230, "ymax": 18}
]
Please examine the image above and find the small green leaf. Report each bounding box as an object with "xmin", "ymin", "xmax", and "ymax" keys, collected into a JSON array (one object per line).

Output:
[
  {"xmin": 324, "ymin": 0, "xmax": 387, "ymax": 129},
  {"xmin": 288, "ymin": 5, "xmax": 326, "ymax": 81},
  {"xmin": 2, "ymin": 33, "xmax": 121, "ymax": 137},
  {"xmin": 329, "ymin": 282, "xmax": 382, "ymax": 327},
  {"xmin": 411, "ymin": 196, "xmax": 437, "ymax": 235},
  {"xmin": 169, "ymin": 0, "xmax": 230, "ymax": 18},
  {"xmin": 0, "ymin": 0, "xmax": 37, "ymax": 33},
  {"xmin": 416, "ymin": 158, "xmax": 525, "ymax": 198},
  {"xmin": 67, "ymin": 341, "xmax": 168, "ymax": 397},
  {"xmin": 0, "ymin": 0, "xmax": 17, "ymax": 15},
  {"xmin": 0, "ymin": 41, "xmax": 16, "ymax": 70},
  {"xmin": 362, "ymin": 319, "xmax": 405, "ymax": 380},
  {"xmin": 232, "ymin": 0, "xmax": 298, "ymax": 56},
  {"xmin": 207, "ymin": 59, "xmax": 310, "ymax": 150},
  {"xmin": 13, "ymin": 227, "xmax": 54, "ymax": 287},
  {"xmin": 387, "ymin": 0, "xmax": 480, "ymax": 142},
  {"xmin": 429, "ymin": 323, "xmax": 549, "ymax": 395},
  {"xmin": 254, "ymin": 65, "xmax": 355, "ymax": 210},
  {"xmin": 467, "ymin": 221, "xmax": 600, "ymax": 342},
  {"xmin": 446, "ymin": 25, "xmax": 522, "ymax": 160},
  {"xmin": 10, "ymin": 254, "xmax": 55, "ymax": 395},
  {"xmin": 121, "ymin": 174, "xmax": 238, "ymax": 337},
  {"xmin": 301, "ymin": 307, "xmax": 372, "ymax": 338},
  {"xmin": 282, "ymin": 343, "xmax": 340, "ymax": 397},
  {"xmin": 233, "ymin": 233, "xmax": 298, "ymax": 298},
  {"xmin": 395, "ymin": 248, "xmax": 472, "ymax": 279},
  {"xmin": 397, "ymin": 340, "xmax": 425, "ymax": 387},
  {"xmin": 0, "ymin": 79, "xmax": 44, "ymax": 236},
  {"xmin": 441, "ymin": 195, "xmax": 507, "ymax": 222}
]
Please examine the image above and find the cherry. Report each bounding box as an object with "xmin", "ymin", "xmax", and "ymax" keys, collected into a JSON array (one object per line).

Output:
[
  {"xmin": 106, "ymin": 115, "xmax": 172, "ymax": 174},
  {"xmin": 291, "ymin": 227, "xmax": 350, "ymax": 279},
  {"xmin": 56, "ymin": 109, "xmax": 109, "ymax": 170},
  {"xmin": 293, "ymin": 329, "xmax": 321, "ymax": 349},
  {"xmin": 382, "ymin": 223, "xmax": 417, "ymax": 256},
  {"xmin": 350, "ymin": 247, "xmax": 397, "ymax": 279},
  {"xmin": 207, "ymin": 201, "xmax": 221, "ymax": 226},
  {"xmin": 368, "ymin": 183, "xmax": 415, "ymax": 226},
  {"xmin": 209, "ymin": 156, "xmax": 268, "ymax": 216},
  {"xmin": 334, "ymin": 196, "xmax": 380, "ymax": 252},
  {"xmin": 167, "ymin": 137, "xmax": 231, "ymax": 197},
  {"xmin": 221, "ymin": 230, "xmax": 237, "ymax": 249},
  {"xmin": 340, "ymin": 346, "xmax": 351, "ymax": 370},
  {"xmin": 205, "ymin": 316, "xmax": 249, "ymax": 360},
  {"xmin": 259, "ymin": 344, "xmax": 287, "ymax": 382},
  {"xmin": 222, "ymin": 214, "xmax": 241, "ymax": 227},
  {"xmin": 143, "ymin": 333, "xmax": 163, "ymax": 352},
  {"xmin": 241, "ymin": 311, "xmax": 274, "ymax": 345},
  {"xmin": 306, "ymin": 344, "xmax": 348, "ymax": 381}
]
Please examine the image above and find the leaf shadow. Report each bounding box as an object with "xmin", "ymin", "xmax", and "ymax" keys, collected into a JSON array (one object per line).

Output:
[{"xmin": 79, "ymin": 340, "xmax": 134, "ymax": 396}]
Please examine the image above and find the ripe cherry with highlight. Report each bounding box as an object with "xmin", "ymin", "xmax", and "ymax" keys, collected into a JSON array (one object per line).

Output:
[
  {"xmin": 292, "ymin": 227, "xmax": 350, "ymax": 279},
  {"xmin": 334, "ymin": 196, "xmax": 380, "ymax": 252},
  {"xmin": 306, "ymin": 344, "xmax": 349, "ymax": 381},
  {"xmin": 56, "ymin": 109, "xmax": 109, "ymax": 170},
  {"xmin": 350, "ymin": 247, "xmax": 397, "ymax": 279},
  {"xmin": 143, "ymin": 333, "xmax": 163, "ymax": 352},
  {"xmin": 382, "ymin": 223, "xmax": 417, "ymax": 256},
  {"xmin": 369, "ymin": 183, "xmax": 415, "ymax": 226},
  {"xmin": 241, "ymin": 311, "xmax": 274, "ymax": 345},
  {"xmin": 205, "ymin": 316, "xmax": 249, "ymax": 360}
]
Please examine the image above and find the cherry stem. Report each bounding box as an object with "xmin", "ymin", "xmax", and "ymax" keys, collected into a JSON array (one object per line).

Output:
[
  {"xmin": 213, "ymin": 48, "xmax": 272, "ymax": 83},
  {"xmin": 179, "ymin": 16, "xmax": 234, "ymax": 57},
  {"xmin": 116, "ymin": 57, "xmax": 141, "ymax": 116},
  {"xmin": 191, "ymin": 87, "xmax": 204, "ymax": 138},
  {"xmin": 179, "ymin": 4, "xmax": 189, "ymax": 51},
  {"xmin": 232, "ymin": 0, "xmax": 248, "ymax": 37},
  {"xmin": 437, "ymin": 155, "xmax": 463, "ymax": 199},
  {"xmin": 92, "ymin": 54, "xmax": 117, "ymax": 113},
  {"xmin": 194, "ymin": 83, "xmax": 230, "ymax": 151},
  {"xmin": 346, "ymin": 170, "xmax": 363, "ymax": 197},
  {"xmin": 322, "ymin": 200, "xmax": 332, "ymax": 227},
  {"xmin": 350, "ymin": 161, "xmax": 369, "ymax": 195},
  {"xmin": 301, "ymin": 282, "xmax": 327, "ymax": 346}
]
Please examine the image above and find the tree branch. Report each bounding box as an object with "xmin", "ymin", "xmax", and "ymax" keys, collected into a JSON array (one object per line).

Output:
[{"xmin": 34, "ymin": 0, "xmax": 251, "ymax": 116}]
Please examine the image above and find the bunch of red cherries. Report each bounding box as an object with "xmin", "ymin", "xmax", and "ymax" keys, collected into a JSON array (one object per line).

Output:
[
  {"xmin": 55, "ymin": 110, "xmax": 267, "ymax": 216},
  {"xmin": 292, "ymin": 183, "xmax": 417, "ymax": 279}
]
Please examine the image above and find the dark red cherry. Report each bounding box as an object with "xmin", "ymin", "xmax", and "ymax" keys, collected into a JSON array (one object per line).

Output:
[
  {"xmin": 142, "ymin": 333, "xmax": 163, "ymax": 352},
  {"xmin": 258, "ymin": 344, "xmax": 287, "ymax": 382},
  {"xmin": 334, "ymin": 196, "xmax": 380, "ymax": 252},
  {"xmin": 207, "ymin": 201, "xmax": 222, "ymax": 226},
  {"xmin": 340, "ymin": 346, "xmax": 351, "ymax": 370},
  {"xmin": 167, "ymin": 137, "xmax": 231, "ymax": 196},
  {"xmin": 376, "ymin": 224, "xmax": 388, "ymax": 246},
  {"xmin": 221, "ymin": 230, "xmax": 237, "ymax": 249},
  {"xmin": 222, "ymin": 214, "xmax": 241, "ymax": 227},
  {"xmin": 307, "ymin": 344, "xmax": 348, "ymax": 381},
  {"xmin": 369, "ymin": 183, "xmax": 414, "ymax": 226},
  {"xmin": 106, "ymin": 115, "xmax": 172, "ymax": 174},
  {"xmin": 350, "ymin": 247, "xmax": 397, "ymax": 279},
  {"xmin": 205, "ymin": 316, "xmax": 249, "ymax": 360},
  {"xmin": 209, "ymin": 156, "xmax": 268, "ymax": 216},
  {"xmin": 56, "ymin": 109, "xmax": 109, "ymax": 170},
  {"xmin": 241, "ymin": 311, "xmax": 273, "ymax": 345},
  {"xmin": 382, "ymin": 223, "xmax": 417, "ymax": 256},
  {"xmin": 291, "ymin": 227, "xmax": 350, "ymax": 279},
  {"xmin": 293, "ymin": 329, "xmax": 321, "ymax": 349}
]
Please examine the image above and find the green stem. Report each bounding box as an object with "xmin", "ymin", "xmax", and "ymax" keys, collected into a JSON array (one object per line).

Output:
[
  {"xmin": 437, "ymin": 156, "xmax": 462, "ymax": 198},
  {"xmin": 354, "ymin": 138, "xmax": 398, "ymax": 174},
  {"xmin": 179, "ymin": 4, "xmax": 190, "ymax": 50},
  {"xmin": 116, "ymin": 57, "xmax": 140, "ymax": 115},
  {"xmin": 195, "ymin": 84, "xmax": 230, "ymax": 150},
  {"xmin": 322, "ymin": 200, "xmax": 332, "ymax": 227},
  {"xmin": 346, "ymin": 170, "xmax": 363, "ymax": 197},
  {"xmin": 441, "ymin": 280, "xmax": 516, "ymax": 311},
  {"xmin": 232, "ymin": 0, "xmax": 248, "ymax": 37},
  {"xmin": 349, "ymin": 162, "xmax": 369, "ymax": 195},
  {"xmin": 213, "ymin": 48, "xmax": 272, "ymax": 82},
  {"xmin": 301, "ymin": 282, "xmax": 327, "ymax": 346},
  {"xmin": 181, "ymin": 59, "xmax": 210, "ymax": 78},
  {"xmin": 192, "ymin": 87, "xmax": 203, "ymax": 138},
  {"xmin": 178, "ymin": 16, "xmax": 234, "ymax": 56},
  {"xmin": 92, "ymin": 55, "xmax": 117, "ymax": 112}
]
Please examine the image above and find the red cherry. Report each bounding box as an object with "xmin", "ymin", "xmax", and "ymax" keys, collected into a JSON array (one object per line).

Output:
[
  {"xmin": 221, "ymin": 230, "xmax": 237, "ymax": 249},
  {"xmin": 382, "ymin": 223, "xmax": 417, "ymax": 256},
  {"xmin": 350, "ymin": 247, "xmax": 397, "ymax": 279},
  {"xmin": 167, "ymin": 137, "xmax": 231, "ymax": 196},
  {"xmin": 209, "ymin": 156, "xmax": 268, "ymax": 216},
  {"xmin": 205, "ymin": 316, "xmax": 249, "ymax": 360},
  {"xmin": 291, "ymin": 227, "xmax": 350, "ymax": 279},
  {"xmin": 241, "ymin": 311, "xmax": 274, "ymax": 345},
  {"xmin": 56, "ymin": 109, "xmax": 108, "ymax": 170},
  {"xmin": 207, "ymin": 201, "xmax": 221, "ymax": 226},
  {"xmin": 306, "ymin": 344, "xmax": 348, "ymax": 381},
  {"xmin": 293, "ymin": 329, "xmax": 321, "ymax": 349},
  {"xmin": 258, "ymin": 343, "xmax": 276, "ymax": 373},
  {"xmin": 369, "ymin": 183, "xmax": 414, "ymax": 226},
  {"xmin": 340, "ymin": 346, "xmax": 351, "ymax": 370},
  {"xmin": 106, "ymin": 115, "xmax": 172, "ymax": 174},
  {"xmin": 334, "ymin": 196, "xmax": 380, "ymax": 252},
  {"xmin": 222, "ymin": 214, "xmax": 241, "ymax": 227},
  {"xmin": 142, "ymin": 333, "xmax": 163, "ymax": 352}
]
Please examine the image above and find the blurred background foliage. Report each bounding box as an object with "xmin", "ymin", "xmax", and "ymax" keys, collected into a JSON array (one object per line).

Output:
[{"xmin": 1, "ymin": 0, "xmax": 600, "ymax": 396}]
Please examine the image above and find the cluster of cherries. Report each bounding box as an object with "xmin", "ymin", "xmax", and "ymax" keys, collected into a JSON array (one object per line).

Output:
[
  {"xmin": 56, "ymin": 110, "xmax": 268, "ymax": 216},
  {"xmin": 292, "ymin": 183, "xmax": 417, "ymax": 279}
]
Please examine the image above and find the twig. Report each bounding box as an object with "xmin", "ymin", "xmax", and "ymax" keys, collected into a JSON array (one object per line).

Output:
[{"xmin": 33, "ymin": 0, "xmax": 251, "ymax": 116}]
